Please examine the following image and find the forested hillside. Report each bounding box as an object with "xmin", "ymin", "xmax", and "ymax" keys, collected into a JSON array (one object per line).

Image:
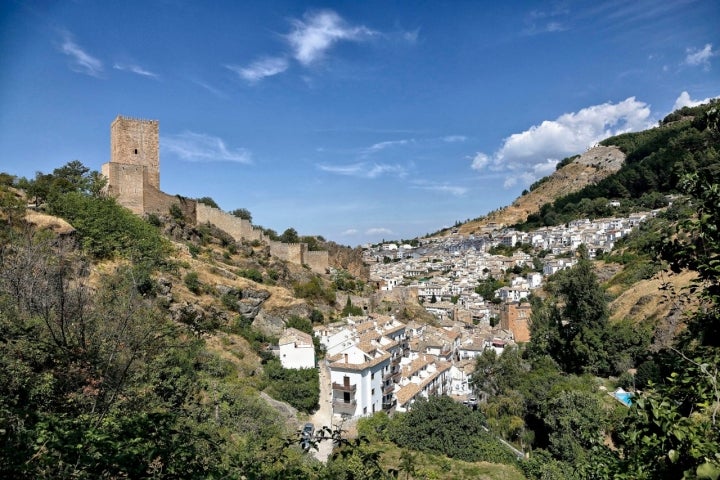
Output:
[{"xmin": 1, "ymin": 100, "xmax": 719, "ymax": 479}]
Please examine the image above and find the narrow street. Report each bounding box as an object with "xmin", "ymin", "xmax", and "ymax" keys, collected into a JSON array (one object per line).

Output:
[{"xmin": 309, "ymin": 359, "xmax": 334, "ymax": 462}]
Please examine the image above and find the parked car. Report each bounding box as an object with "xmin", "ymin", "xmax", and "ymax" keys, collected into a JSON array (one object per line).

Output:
[{"xmin": 300, "ymin": 423, "xmax": 314, "ymax": 451}]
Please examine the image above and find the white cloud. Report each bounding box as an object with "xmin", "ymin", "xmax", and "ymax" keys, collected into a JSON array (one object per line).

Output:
[
  {"xmin": 412, "ymin": 181, "xmax": 467, "ymax": 196},
  {"xmin": 673, "ymin": 91, "xmax": 717, "ymax": 110},
  {"xmin": 113, "ymin": 63, "xmax": 158, "ymax": 79},
  {"xmin": 59, "ymin": 32, "xmax": 103, "ymax": 77},
  {"xmin": 443, "ymin": 135, "xmax": 467, "ymax": 143},
  {"xmin": 340, "ymin": 229, "xmax": 358, "ymax": 236},
  {"xmin": 364, "ymin": 139, "xmax": 412, "ymax": 154},
  {"xmin": 163, "ymin": 131, "xmax": 252, "ymax": 163},
  {"xmin": 471, "ymin": 152, "xmax": 490, "ymax": 170},
  {"xmin": 286, "ymin": 10, "xmax": 376, "ymax": 65},
  {"xmin": 684, "ymin": 43, "xmax": 714, "ymax": 70},
  {"xmin": 472, "ymin": 97, "xmax": 652, "ymax": 187},
  {"xmin": 317, "ymin": 162, "xmax": 407, "ymax": 179},
  {"xmin": 365, "ymin": 227, "xmax": 393, "ymax": 235},
  {"xmin": 226, "ymin": 57, "xmax": 289, "ymax": 83}
]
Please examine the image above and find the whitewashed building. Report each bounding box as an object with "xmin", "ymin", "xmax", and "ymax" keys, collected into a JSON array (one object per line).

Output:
[{"xmin": 278, "ymin": 327, "xmax": 315, "ymax": 369}]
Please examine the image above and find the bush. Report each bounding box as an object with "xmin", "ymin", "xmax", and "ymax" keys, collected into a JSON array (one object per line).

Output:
[
  {"xmin": 262, "ymin": 358, "xmax": 319, "ymax": 413},
  {"xmin": 184, "ymin": 271, "xmax": 202, "ymax": 294},
  {"xmin": 239, "ymin": 269, "xmax": 263, "ymax": 283},
  {"xmin": 48, "ymin": 192, "xmax": 169, "ymax": 264}
]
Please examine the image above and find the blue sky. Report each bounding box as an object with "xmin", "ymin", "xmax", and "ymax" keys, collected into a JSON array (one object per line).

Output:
[{"xmin": 1, "ymin": 1, "xmax": 718, "ymax": 246}]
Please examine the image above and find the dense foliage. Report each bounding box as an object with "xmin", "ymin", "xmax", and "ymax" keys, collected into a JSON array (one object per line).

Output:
[{"xmin": 388, "ymin": 395, "xmax": 519, "ymax": 465}]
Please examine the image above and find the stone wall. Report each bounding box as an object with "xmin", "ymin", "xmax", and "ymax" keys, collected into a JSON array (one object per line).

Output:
[
  {"xmin": 196, "ymin": 203, "xmax": 264, "ymax": 243},
  {"xmin": 269, "ymin": 241, "xmax": 305, "ymax": 265},
  {"xmin": 102, "ymin": 162, "xmax": 145, "ymax": 215},
  {"xmin": 304, "ymin": 250, "xmax": 329, "ymax": 274},
  {"xmin": 144, "ymin": 187, "xmax": 197, "ymax": 223}
]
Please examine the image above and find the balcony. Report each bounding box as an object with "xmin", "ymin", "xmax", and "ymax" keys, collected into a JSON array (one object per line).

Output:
[
  {"xmin": 332, "ymin": 382, "xmax": 357, "ymax": 393},
  {"xmin": 383, "ymin": 383, "xmax": 395, "ymax": 395},
  {"xmin": 333, "ymin": 399, "xmax": 357, "ymax": 415},
  {"xmin": 382, "ymin": 399, "xmax": 397, "ymax": 411}
]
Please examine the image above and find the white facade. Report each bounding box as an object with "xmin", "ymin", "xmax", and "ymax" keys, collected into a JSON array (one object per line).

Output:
[
  {"xmin": 278, "ymin": 328, "xmax": 315, "ymax": 369},
  {"xmin": 329, "ymin": 346, "xmax": 390, "ymax": 417}
]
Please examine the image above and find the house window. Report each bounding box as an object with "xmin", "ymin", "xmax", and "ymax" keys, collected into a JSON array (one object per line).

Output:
[
  {"xmin": 371, "ymin": 372, "xmax": 374, "ymax": 380},
  {"xmin": 371, "ymin": 388, "xmax": 375, "ymax": 395}
]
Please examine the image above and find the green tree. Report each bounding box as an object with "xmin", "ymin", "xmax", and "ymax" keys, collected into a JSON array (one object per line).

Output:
[
  {"xmin": 543, "ymin": 391, "xmax": 604, "ymax": 465},
  {"xmin": 230, "ymin": 207, "xmax": 252, "ymax": 222},
  {"xmin": 388, "ymin": 395, "xmax": 514, "ymax": 463},
  {"xmin": 280, "ymin": 227, "xmax": 300, "ymax": 243},
  {"xmin": 196, "ymin": 196, "xmax": 219, "ymax": 208},
  {"xmin": 538, "ymin": 253, "xmax": 612, "ymax": 375}
]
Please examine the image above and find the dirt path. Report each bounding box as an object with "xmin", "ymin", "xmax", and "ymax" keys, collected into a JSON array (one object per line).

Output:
[{"xmin": 309, "ymin": 359, "xmax": 334, "ymax": 462}]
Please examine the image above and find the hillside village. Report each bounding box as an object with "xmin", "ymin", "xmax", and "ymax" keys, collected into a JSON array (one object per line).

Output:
[{"xmin": 276, "ymin": 208, "xmax": 657, "ymax": 423}]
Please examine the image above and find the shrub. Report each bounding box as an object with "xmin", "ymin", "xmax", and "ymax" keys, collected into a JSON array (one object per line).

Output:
[{"xmin": 184, "ymin": 271, "xmax": 202, "ymax": 294}]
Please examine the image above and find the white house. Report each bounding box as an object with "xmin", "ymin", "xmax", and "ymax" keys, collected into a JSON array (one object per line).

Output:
[
  {"xmin": 278, "ymin": 327, "xmax": 315, "ymax": 369},
  {"xmin": 328, "ymin": 344, "xmax": 391, "ymax": 418}
]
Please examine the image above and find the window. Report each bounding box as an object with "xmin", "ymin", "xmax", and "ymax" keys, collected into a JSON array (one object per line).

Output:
[
  {"xmin": 134, "ymin": 149, "xmax": 138, "ymax": 154},
  {"xmin": 371, "ymin": 372, "xmax": 375, "ymax": 379}
]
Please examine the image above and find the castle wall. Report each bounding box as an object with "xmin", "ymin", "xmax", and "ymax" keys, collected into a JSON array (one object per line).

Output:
[
  {"xmin": 196, "ymin": 203, "xmax": 264, "ymax": 242},
  {"xmin": 269, "ymin": 241, "xmax": 305, "ymax": 265},
  {"xmin": 101, "ymin": 162, "xmax": 145, "ymax": 215},
  {"xmin": 110, "ymin": 116, "xmax": 160, "ymax": 189},
  {"xmin": 304, "ymin": 250, "xmax": 329, "ymax": 274},
  {"xmin": 143, "ymin": 186, "xmax": 197, "ymax": 223},
  {"xmin": 103, "ymin": 115, "xmax": 327, "ymax": 273}
]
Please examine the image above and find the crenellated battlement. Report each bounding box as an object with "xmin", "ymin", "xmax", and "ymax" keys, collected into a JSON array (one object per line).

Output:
[{"xmin": 102, "ymin": 115, "xmax": 328, "ymax": 274}]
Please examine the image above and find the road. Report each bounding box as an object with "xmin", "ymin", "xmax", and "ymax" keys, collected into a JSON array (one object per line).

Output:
[{"xmin": 309, "ymin": 359, "xmax": 334, "ymax": 462}]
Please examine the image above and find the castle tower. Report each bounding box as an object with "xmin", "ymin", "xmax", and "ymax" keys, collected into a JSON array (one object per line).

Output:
[
  {"xmin": 110, "ymin": 116, "xmax": 160, "ymax": 188},
  {"xmin": 102, "ymin": 116, "xmax": 160, "ymax": 215}
]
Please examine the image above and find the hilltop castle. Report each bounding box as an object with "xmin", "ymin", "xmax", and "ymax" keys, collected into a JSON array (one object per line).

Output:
[{"xmin": 102, "ymin": 115, "xmax": 328, "ymax": 273}]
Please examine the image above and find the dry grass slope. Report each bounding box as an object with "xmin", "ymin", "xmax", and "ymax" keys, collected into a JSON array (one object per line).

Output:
[{"xmin": 456, "ymin": 145, "xmax": 625, "ymax": 235}]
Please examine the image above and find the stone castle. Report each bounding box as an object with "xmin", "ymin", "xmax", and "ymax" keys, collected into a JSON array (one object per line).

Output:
[{"xmin": 102, "ymin": 115, "xmax": 328, "ymax": 274}]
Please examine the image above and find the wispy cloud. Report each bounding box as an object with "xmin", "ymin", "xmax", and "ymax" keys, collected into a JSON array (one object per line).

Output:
[
  {"xmin": 113, "ymin": 62, "xmax": 159, "ymax": 79},
  {"xmin": 443, "ymin": 135, "xmax": 467, "ymax": 143},
  {"xmin": 364, "ymin": 139, "xmax": 413, "ymax": 155},
  {"xmin": 340, "ymin": 229, "xmax": 358, "ymax": 236},
  {"xmin": 412, "ymin": 181, "xmax": 468, "ymax": 196},
  {"xmin": 59, "ymin": 31, "xmax": 103, "ymax": 77},
  {"xmin": 317, "ymin": 162, "xmax": 407, "ymax": 179},
  {"xmin": 286, "ymin": 10, "xmax": 377, "ymax": 65},
  {"xmin": 366, "ymin": 227, "xmax": 393, "ymax": 236},
  {"xmin": 163, "ymin": 131, "xmax": 252, "ymax": 163},
  {"xmin": 471, "ymin": 97, "xmax": 652, "ymax": 188},
  {"xmin": 191, "ymin": 79, "xmax": 228, "ymax": 98},
  {"xmin": 403, "ymin": 28, "xmax": 420, "ymax": 44},
  {"xmin": 522, "ymin": 8, "xmax": 569, "ymax": 35},
  {"xmin": 673, "ymin": 91, "xmax": 718, "ymax": 111},
  {"xmin": 226, "ymin": 57, "xmax": 289, "ymax": 83},
  {"xmin": 683, "ymin": 43, "xmax": 714, "ymax": 70},
  {"xmin": 228, "ymin": 10, "xmax": 376, "ymax": 84}
]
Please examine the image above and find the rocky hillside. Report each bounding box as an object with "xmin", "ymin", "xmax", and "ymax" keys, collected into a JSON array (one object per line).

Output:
[{"xmin": 454, "ymin": 145, "xmax": 625, "ymax": 235}]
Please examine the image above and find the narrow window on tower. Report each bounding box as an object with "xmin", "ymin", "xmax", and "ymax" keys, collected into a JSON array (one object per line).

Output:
[{"xmin": 134, "ymin": 149, "xmax": 138, "ymax": 154}]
